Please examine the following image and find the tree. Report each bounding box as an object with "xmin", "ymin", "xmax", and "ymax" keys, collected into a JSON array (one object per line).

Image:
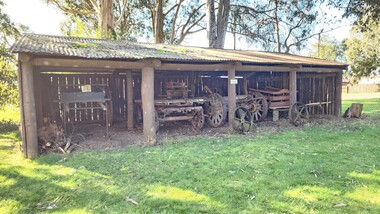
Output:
[
  {"xmin": 206, "ymin": 0, "xmax": 230, "ymax": 48},
  {"xmin": 46, "ymin": 0, "xmax": 141, "ymax": 39},
  {"xmin": 138, "ymin": 0, "xmax": 205, "ymax": 44},
  {"xmin": 48, "ymin": 0, "xmax": 206, "ymax": 44},
  {"xmin": 231, "ymin": 0, "xmax": 321, "ymax": 53},
  {"xmin": 309, "ymin": 35, "xmax": 345, "ymax": 62},
  {"xmin": 0, "ymin": 0, "xmax": 27, "ymax": 107},
  {"xmin": 328, "ymin": 0, "xmax": 380, "ymax": 29},
  {"xmin": 345, "ymin": 20, "xmax": 380, "ymax": 79}
]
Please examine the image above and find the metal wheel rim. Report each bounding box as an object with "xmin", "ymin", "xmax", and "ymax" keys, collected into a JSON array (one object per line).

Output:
[
  {"xmin": 289, "ymin": 102, "xmax": 309, "ymax": 126},
  {"xmin": 233, "ymin": 107, "xmax": 253, "ymax": 133}
]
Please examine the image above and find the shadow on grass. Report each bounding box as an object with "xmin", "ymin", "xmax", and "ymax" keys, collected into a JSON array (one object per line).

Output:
[{"xmin": 2, "ymin": 119, "xmax": 379, "ymax": 213}]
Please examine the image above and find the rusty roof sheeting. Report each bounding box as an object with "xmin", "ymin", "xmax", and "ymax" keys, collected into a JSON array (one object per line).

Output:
[{"xmin": 11, "ymin": 34, "xmax": 347, "ymax": 68}]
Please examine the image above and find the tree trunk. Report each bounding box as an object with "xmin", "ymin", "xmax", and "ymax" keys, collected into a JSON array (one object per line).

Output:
[
  {"xmin": 206, "ymin": 0, "xmax": 217, "ymax": 48},
  {"xmin": 274, "ymin": 0, "xmax": 281, "ymax": 52},
  {"xmin": 99, "ymin": 0, "xmax": 114, "ymax": 39},
  {"xmin": 169, "ymin": 0, "xmax": 184, "ymax": 44},
  {"xmin": 154, "ymin": 0, "xmax": 165, "ymax": 43},
  {"xmin": 216, "ymin": 0, "xmax": 230, "ymax": 48}
]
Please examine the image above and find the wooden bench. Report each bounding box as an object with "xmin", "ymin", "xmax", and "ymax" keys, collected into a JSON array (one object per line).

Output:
[{"xmin": 249, "ymin": 86, "xmax": 290, "ymax": 121}]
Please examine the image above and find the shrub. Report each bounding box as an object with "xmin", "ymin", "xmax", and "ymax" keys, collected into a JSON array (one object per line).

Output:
[{"xmin": 0, "ymin": 119, "xmax": 19, "ymax": 132}]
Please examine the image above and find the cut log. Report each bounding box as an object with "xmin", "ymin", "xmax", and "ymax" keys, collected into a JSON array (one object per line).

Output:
[{"xmin": 343, "ymin": 103, "xmax": 363, "ymax": 118}]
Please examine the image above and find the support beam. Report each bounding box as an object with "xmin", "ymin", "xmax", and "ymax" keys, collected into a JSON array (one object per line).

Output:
[
  {"xmin": 126, "ymin": 71, "xmax": 134, "ymax": 130},
  {"xmin": 33, "ymin": 57, "xmax": 345, "ymax": 73},
  {"xmin": 289, "ymin": 71, "xmax": 297, "ymax": 105},
  {"xmin": 141, "ymin": 66, "xmax": 156, "ymax": 145},
  {"xmin": 20, "ymin": 57, "xmax": 39, "ymax": 158},
  {"xmin": 228, "ymin": 68, "xmax": 237, "ymax": 131},
  {"xmin": 334, "ymin": 71, "xmax": 343, "ymax": 116}
]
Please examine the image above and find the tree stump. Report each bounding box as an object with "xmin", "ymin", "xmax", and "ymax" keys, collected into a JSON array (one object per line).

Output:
[{"xmin": 343, "ymin": 103, "xmax": 363, "ymax": 118}]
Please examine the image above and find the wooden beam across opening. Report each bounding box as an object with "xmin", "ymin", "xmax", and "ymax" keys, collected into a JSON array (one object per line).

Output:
[{"xmin": 32, "ymin": 57, "xmax": 345, "ymax": 73}]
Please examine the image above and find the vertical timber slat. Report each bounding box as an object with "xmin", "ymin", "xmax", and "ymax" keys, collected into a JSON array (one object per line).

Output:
[
  {"xmin": 126, "ymin": 71, "xmax": 134, "ymax": 130},
  {"xmin": 334, "ymin": 71, "xmax": 343, "ymax": 116},
  {"xmin": 289, "ymin": 71, "xmax": 297, "ymax": 105},
  {"xmin": 228, "ymin": 68, "xmax": 236, "ymax": 131}
]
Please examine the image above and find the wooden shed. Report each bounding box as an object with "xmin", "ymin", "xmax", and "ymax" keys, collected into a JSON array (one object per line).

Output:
[{"xmin": 11, "ymin": 34, "xmax": 347, "ymax": 158}]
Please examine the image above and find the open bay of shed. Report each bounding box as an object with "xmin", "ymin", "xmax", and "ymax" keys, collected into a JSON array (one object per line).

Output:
[{"xmin": 12, "ymin": 34, "xmax": 346, "ymax": 158}]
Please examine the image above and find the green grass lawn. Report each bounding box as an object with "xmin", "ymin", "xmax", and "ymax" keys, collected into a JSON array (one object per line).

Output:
[{"xmin": 1, "ymin": 97, "xmax": 379, "ymax": 213}]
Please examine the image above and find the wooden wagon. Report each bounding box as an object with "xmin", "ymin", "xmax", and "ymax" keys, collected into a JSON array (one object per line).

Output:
[{"xmin": 135, "ymin": 83, "xmax": 228, "ymax": 130}]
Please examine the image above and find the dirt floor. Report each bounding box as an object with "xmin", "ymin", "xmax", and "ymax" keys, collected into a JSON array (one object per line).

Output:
[
  {"xmin": 41, "ymin": 93, "xmax": 380, "ymax": 153},
  {"xmin": 72, "ymin": 114, "xmax": 330, "ymax": 151}
]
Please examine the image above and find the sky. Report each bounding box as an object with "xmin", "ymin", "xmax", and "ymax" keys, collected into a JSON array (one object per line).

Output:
[{"xmin": 3, "ymin": 0, "xmax": 352, "ymax": 54}]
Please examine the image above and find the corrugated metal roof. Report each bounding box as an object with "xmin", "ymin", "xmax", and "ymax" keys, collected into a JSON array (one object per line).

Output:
[{"xmin": 11, "ymin": 34, "xmax": 347, "ymax": 67}]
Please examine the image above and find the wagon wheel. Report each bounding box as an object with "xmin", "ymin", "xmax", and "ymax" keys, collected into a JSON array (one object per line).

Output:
[
  {"xmin": 289, "ymin": 102, "xmax": 309, "ymax": 126},
  {"xmin": 250, "ymin": 92, "xmax": 268, "ymax": 122},
  {"xmin": 205, "ymin": 93, "xmax": 227, "ymax": 127},
  {"xmin": 233, "ymin": 107, "xmax": 254, "ymax": 133},
  {"xmin": 192, "ymin": 110, "xmax": 205, "ymax": 130}
]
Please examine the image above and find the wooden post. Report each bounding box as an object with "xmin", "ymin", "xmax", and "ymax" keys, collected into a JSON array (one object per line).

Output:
[
  {"xmin": 20, "ymin": 54, "xmax": 39, "ymax": 158},
  {"xmin": 289, "ymin": 71, "xmax": 297, "ymax": 105},
  {"xmin": 141, "ymin": 66, "xmax": 156, "ymax": 145},
  {"xmin": 334, "ymin": 71, "xmax": 343, "ymax": 116},
  {"xmin": 228, "ymin": 68, "xmax": 237, "ymax": 131},
  {"xmin": 126, "ymin": 70, "xmax": 134, "ymax": 130}
]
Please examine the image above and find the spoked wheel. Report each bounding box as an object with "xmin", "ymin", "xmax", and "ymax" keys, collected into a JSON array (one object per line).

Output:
[
  {"xmin": 233, "ymin": 107, "xmax": 254, "ymax": 133},
  {"xmin": 289, "ymin": 102, "xmax": 309, "ymax": 126},
  {"xmin": 250, "ymin": 92, "xmax": 268, "ymax": 122},
  {"xmin": 192, "ymin": 110, "xmax": 205, "ymax": 130},
  {"xmin": 205, "ymin": 93, "xmax": 227, "ymax": 127}
]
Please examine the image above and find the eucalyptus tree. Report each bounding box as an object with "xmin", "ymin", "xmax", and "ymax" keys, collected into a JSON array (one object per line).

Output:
[{"xmin": 230, "ymin": 0, "xmax": 322, "ymax": 53}]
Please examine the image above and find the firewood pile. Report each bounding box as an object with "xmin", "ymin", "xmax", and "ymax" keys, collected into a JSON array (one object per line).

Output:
[{"xmin": 37, "ymin": 123, "xmax": 85, "ymax": 154}]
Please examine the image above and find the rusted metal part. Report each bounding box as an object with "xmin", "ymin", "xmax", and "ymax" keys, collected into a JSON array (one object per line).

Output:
[
  {"xmin": 289, "ymin": 102, "xmax": 309, "ymax": 126},
  {"xmin": 232, "ymin": 107, "xmax": 254, "ymax": 133}
]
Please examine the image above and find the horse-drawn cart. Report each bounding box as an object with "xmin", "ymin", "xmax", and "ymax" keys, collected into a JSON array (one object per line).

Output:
[{"xmin": 135, "ymin": 83, "xmax": 227, "ymax": 130}]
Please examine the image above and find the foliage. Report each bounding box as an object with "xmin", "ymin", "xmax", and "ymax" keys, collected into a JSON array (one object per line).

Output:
[
  {"xmin": 48, "ymin": 0, "xmax": 143, "ymax": 40},
  {"xmin": 328, "ymin": 0, "xmax": 380, "ymax": 29},
  {"xmin": 48, "ymin": 0, "xmax": 206, "ymax": 44},
  {"xmin": 345, "ymin": 20, "xmax": 380, "ymax": 79},
  {"xmin": 0, "ymin": 119, "xmax": 18, "ymax": 132},
  {"xmin": 231, "ymin": 0, "xmax": 321, "ymax": 53},
  {"xmin": 0, "ymin": 105, "xmax": 19, "ymax": 132},
  {"xmin": 309, "ymin": 35, "xmax": 345, "ymax": 62},
  {"xmin": 0, "ymin": 0, "xmax": 27, "ymax": 107},
  {"xmin": 1, "ymin": 97, "xmax": 380, "ymax": 213}
]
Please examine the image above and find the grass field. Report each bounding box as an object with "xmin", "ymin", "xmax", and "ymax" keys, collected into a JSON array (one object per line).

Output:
[{"xmin": 0, "ymin": 95, "xmax": 379, "ymax": 213}]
